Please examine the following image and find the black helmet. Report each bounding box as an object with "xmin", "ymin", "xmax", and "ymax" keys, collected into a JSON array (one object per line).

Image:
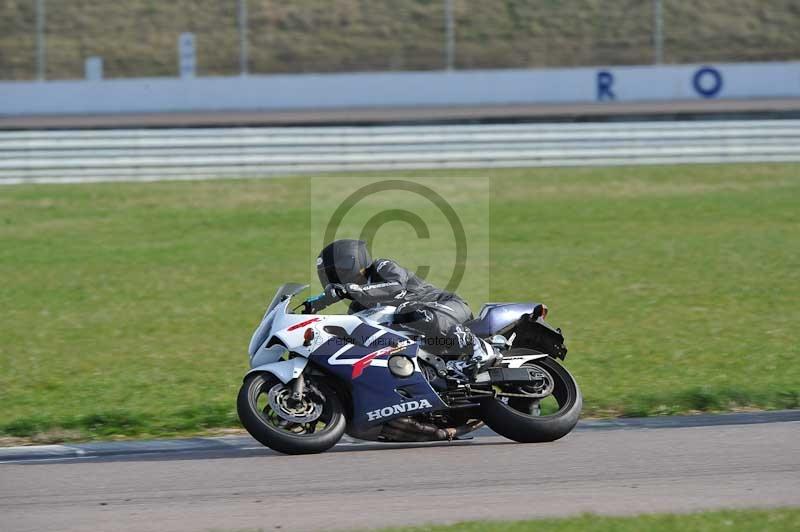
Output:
[{"xmin": 316, "ymin": 239, "xmax": 371, "ymax": 286}]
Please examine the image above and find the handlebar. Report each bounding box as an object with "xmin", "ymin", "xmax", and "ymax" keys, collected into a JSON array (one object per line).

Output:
[
  {"xmin": 301, "ymin": 292, "xmax": 329, "ymax": 314},
  {"xmin": 306, "ymin": 292, "xmax": 325, "ymax": 303},
  {"xmin": 301, "ymin": 285, "xmax": 349, "ymax": 314}
]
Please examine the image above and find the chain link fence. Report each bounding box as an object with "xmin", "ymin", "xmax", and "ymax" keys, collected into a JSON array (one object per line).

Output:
[{"xmin": 1, "ymin": 0, "xmax": 798, "ymax": 81}]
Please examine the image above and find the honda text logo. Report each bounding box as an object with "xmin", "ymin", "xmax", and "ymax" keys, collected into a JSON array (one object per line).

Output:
[{"xmin": 366, "ymin": 399, "xmax": 433, "ymax": 421}]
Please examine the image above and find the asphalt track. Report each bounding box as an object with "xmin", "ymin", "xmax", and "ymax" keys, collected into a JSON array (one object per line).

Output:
[{"xmin": 1, "ymin": 414, "xmax": 799, "ymax": 532}]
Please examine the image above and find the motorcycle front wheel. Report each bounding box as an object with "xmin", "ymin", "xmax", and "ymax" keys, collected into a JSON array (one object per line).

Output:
[
  {"xmin": 237, "ymin": 372, "xmax": 346, "ymax": 455},
  {"xmin": 480, "ymin": 352, "xmax": 582, "ymax": 443}
]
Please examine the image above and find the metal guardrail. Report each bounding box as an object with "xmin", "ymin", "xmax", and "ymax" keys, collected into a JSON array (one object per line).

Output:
[{"xmin": 1, "ymin": 120, "xmax": 799, "ymax": 184}]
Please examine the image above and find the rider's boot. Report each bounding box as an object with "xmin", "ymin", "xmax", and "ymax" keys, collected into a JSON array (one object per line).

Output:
[
  {"xmin": 449, "ymin": 325, "xmax": 498, "ymax": 377},
  {"xmin": 469, "ymin": 335, "xmax": 499, "ymax": 373}
]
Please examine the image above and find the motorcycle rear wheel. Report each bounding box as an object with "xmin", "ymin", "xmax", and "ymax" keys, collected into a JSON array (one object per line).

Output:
[
  {"xmin": 480, "ymin": 352, "xmax": 582, "ymax": 443},
  {"xmin": 237, "ymin": 372, "xmax": 346, "ymax": 455}
]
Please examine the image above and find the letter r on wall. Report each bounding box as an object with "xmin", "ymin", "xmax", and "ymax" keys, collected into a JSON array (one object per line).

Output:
[{"xmin": 597, "ymin": 71, "xmax": 615, "ymax": 101}]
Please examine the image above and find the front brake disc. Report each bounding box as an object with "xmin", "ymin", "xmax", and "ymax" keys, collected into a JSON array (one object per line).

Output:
[{"xmin": 267, "ymin": 383, "xmax": 323, "ymax": 423}]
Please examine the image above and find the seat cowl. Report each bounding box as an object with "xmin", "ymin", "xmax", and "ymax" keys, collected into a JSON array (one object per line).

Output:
[{"xmin": 465, "ymin": 302, "xmax": 540, "ymax": 337}]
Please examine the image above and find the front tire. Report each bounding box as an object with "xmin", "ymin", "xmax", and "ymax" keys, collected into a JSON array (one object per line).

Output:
[
  {"xmin": 480, "ymin": 354, "xmax": 582, "ymax": 443},
  {"xmin": 237, "ymin": 372, "xmax": 346, "ymax": 455}
]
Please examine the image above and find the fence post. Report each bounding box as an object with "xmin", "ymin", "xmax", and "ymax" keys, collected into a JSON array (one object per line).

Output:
[
  {"xmin": 238, "ymin": 0, "xmax": 249, "ymax": 75},
  {"xmin": 444, "ymin": 0, "xmax": 455, "ymax": 70},
  {"xmin": 36, "ymin": 0, "xmax": 46, "ymax": 80},
  {"xmin": 653, "ymin": 0, "xmax": 664, "ymax": 64}
]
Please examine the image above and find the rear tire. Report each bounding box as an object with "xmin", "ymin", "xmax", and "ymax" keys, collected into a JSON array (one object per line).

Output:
[
  {"xmin": 480, "ymin": 354, "xmax": 582, "ymax": 443},
  {"xmin": 237, "ymin": 372, "xmax": 346, "ymax": 455}
]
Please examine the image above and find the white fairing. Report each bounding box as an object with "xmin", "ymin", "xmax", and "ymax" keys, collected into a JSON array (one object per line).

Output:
[
  {"xmin": 353, "ymin": 305, "xmax": 397, "ymax": 325},
  {"xmin": 246, "ymin": 357, "xmax": 308, "ymax": 383},
  {"xmin": 246, "ymin": 295, "xmax": 409, "ymax": 383},
  {"xmin": 248, "ymin": 312, "xmax": 275, "ymax": 356},
  {"xmin": 250, "ymin": 345, "xmax": 286, "ymax": 368},
  {"xmin": 473, "ymin": 353, "xmax": 549, "ymax": 383},
  {"xmin": 501, "ymin": 353, "xmax": 549, "ymax": 368}
]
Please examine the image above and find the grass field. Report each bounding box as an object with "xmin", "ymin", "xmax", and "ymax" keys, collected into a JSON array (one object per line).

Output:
[
  {"xmin": 371, "ymin": 508, "xmax": 800, "ymax": 532},
  {"xmin": 2, "ymin": 0, "xmax": 799, "ymax": 79},
  {"xmin": 1, "ymin": 163, "xmax": 798, "ymax": 441}
]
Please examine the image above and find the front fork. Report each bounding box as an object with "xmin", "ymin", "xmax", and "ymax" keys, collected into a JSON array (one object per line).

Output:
[{"xmin": 291, "ymin": 373, "xmax": 306, "ymax": 401}]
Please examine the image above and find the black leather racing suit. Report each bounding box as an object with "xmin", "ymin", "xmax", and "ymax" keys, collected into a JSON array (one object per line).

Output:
[{"xmin": 343, "ymin": 259, "xmax": 473, "ymax": 354}]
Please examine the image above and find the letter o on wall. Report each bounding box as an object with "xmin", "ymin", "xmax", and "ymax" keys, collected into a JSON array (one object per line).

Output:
[{"xmin": 693, "ymin": 67, "xmax": 723, "ymax": 98}]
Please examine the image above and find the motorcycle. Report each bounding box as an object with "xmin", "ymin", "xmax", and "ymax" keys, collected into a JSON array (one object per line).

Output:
[{"xmin": 237, "ymin": 283, "xmax": 582, "ymax": 454}]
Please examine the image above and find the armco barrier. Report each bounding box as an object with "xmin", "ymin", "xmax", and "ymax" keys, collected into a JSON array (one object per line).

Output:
[{"xmin": 1, "ymin": 120, "xmax": 799, "ymax": 184}]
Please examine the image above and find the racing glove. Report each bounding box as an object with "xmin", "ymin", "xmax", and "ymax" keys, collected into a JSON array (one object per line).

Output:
[
  {"xmin": 324, "ymin": 283, "xmax": 348, "ymax": 301},
  {"xmin": 304, "ymin": 283, "xmax": 348, "ymax": 314}
]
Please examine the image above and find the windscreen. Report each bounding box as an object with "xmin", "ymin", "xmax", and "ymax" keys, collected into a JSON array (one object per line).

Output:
[{"xmin": 264, "ymin": 283, "xmax": 309, "ymax": 316}]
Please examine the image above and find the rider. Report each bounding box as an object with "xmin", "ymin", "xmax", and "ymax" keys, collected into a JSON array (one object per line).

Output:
[{"xmin": 314, "ymin": 239, "xmax": 491, "ymax": 366}]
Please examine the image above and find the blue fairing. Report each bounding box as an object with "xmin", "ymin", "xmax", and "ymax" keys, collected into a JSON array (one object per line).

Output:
[{"xmin": 308, "ymin": 326, "xmax": 446, "ymax": 430}]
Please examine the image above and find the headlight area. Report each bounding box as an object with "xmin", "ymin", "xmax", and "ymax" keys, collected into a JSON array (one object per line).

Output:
[{"xmin": 388, "ymin": 355, "xmax": 415, "ymax": 378}]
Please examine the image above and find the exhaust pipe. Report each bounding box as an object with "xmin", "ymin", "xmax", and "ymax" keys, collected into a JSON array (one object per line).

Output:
[{"xmin": 380, "ymin": 418, "xmax": 484, "ymax": 442}]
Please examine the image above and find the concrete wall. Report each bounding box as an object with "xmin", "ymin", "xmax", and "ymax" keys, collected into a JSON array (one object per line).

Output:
[{"xmin": 1, "ymin": 62, "xmax": 798, "ymax": 116}]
